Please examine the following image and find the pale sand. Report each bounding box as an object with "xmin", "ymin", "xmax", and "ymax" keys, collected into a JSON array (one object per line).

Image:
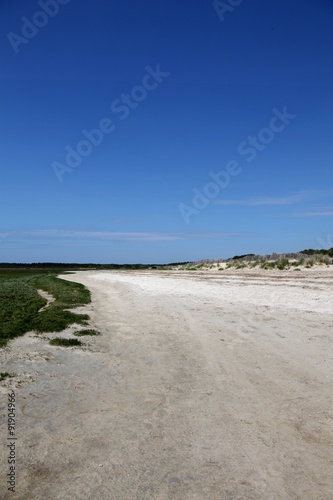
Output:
[{"xmin": 1, "ymin": 268, "xmax": 332, "ymax": 499}]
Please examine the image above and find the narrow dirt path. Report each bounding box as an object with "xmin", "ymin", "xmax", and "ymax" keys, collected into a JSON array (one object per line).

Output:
[{"xmin": 37, "ymin": 289, "xmax": 55, "ymax": 313}]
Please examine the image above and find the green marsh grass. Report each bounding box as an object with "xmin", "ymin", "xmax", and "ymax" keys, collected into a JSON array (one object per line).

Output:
[{"xmin": 0, "ymin": 269, "xmax": 90, "ymax": 348}]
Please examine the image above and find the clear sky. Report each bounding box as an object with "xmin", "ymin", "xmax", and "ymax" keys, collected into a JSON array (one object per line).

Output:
[{"xmin": 1, "ymin": 0, "xmax": 332, "ymax": 263}]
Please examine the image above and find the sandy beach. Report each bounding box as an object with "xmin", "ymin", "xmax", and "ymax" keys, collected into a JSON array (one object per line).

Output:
[{"xmin": 1, "ymin": 268, "xmax": 333, "ymax": 499}]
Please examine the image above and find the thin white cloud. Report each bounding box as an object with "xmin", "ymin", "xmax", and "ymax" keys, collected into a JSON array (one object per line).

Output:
[
  {"xmin": 213, "ymin": 192, "xmax": 311, "ymax": 206},
  {"xmin": 291, "ymin": 211, "xmax": 333, "ymax": 217},
  {"xmin": 20, "ymin": 230, "xmax": 246, "ymax": 242},
  {"xmin": 105, "ymin": 215, "xmax": 170, "ymax": 224},
  {"xmin": 24, "ymin": 230, "xmax": 181, "ymax": 241},
  {"xmin": 105, "ymin": 218, "xmax": 136, "ymax": 224}
]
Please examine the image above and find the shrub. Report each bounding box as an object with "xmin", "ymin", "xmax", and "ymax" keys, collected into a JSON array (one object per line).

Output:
[{"xmin": 277, "ymin": 258, "xmax": 289, "ymax": 270}]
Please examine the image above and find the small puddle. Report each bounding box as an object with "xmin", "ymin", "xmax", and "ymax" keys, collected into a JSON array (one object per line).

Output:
[{"xmin": 37, "ymin": 289, "xmax": 55, "ymax": 313}]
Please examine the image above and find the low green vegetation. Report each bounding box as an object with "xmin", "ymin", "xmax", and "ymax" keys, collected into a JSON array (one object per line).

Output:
[
  {"xmin": 74, "ymin": 329, "xmax": 100, "ymax": 336},
  {"xmin": 49, "ymin": 338, "xmax": 82, "ymax": 347},
  {"xmin": 0, "ymin": 269, "xmax": 91, "ymax": 348},
  {"xmin": 0, "ymin": 372, "xmax": 13, "ymax": 382}
]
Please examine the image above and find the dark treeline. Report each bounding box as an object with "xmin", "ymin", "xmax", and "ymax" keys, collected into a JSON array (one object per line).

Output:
[
  {"xmin": 231, "ymin": 248, "xmax": 333, "ymax": 261},
  {"xmin": 301, "ymin": 248, "xmax": 333, "ymax": 257},
  {"xmin": 0, "ymin": 262, "xmax": 190, "ymax": 270}
]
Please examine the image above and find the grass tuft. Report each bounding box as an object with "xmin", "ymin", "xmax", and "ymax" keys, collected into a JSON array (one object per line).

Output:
[
  {"xmin": 74, "ymin": 329, "xmax": 100, "ymax": 336},
  {"xmin": 49, "ymin": 338, "xmax": 82, "ymax": 347},
  {"xmin": 0, "ymin": 372, "xmax": 13, "ymax": 382}
]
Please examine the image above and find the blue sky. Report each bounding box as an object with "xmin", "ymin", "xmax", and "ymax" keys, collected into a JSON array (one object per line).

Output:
[{"xmin": 1, "ymin": 0, "xmax": 332, "ymax": 263}]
